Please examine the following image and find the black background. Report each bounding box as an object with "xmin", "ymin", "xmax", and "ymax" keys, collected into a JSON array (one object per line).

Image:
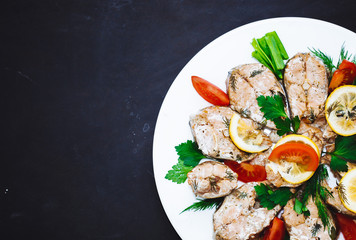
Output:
[{"xmin": 1, "ymin": 0, "xmax": 356, "ymax": 239}]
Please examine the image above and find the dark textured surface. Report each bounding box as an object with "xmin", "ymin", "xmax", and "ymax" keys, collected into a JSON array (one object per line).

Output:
[{"xmin": 1, "ymin": 0, "xmax": 356, "ymax": 239}]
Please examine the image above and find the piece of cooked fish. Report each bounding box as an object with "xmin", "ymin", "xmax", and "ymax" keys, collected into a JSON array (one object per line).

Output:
[
  {"xmin": 324, "ymin": 182, "xmax": 356, "ymax": 218},
  {"xmin": 226, "ymin": 63, "xmax": 286, "ymax": 129},
  {"xmin": 213, "ymin": 182, "xmax": 281, "ymax": 240},
  {"xmin": 282, "ymin": 198, "xmax": 336, "ymax": 240},
  {"xmin": 284, "ymin": 53, "xmax": 328, "ymax": 123},
  {"xmin": 187, "ymin": 161, "xmax": 238, "ymax": 199},
  {"xmin": 189, "ymin": 106, "xmax": 256, "ymax": 161}
]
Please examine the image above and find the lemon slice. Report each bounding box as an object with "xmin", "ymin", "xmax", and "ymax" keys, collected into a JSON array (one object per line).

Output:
[
  {"xmin": 325, "ymin": 85, "xmax": 356, "ymax": 136},
  {"xmin": 267, "ymin": 161, "xmax": 315, "ymax": 184},
  {"xmin": 266, "ymin": 134, "xmax": 320, "ymax": 184},
  {"xmin": 229, "ymin": 112, "xmax": 270, "ymax": 153},
  {"xmin": 339, "ymin": 168, "xmax": 356, "ymax": 214}
]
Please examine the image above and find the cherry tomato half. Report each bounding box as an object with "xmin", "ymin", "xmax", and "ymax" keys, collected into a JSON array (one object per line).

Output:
[
  {"xmin": 263, "ymin": 217, "xmax": 286, "ymax": 240},
  {"xmin": 191, "ymin": 76, "xmax": 230, "ymax": 106},
  {"xmin": 268, "ymin": 142, "xmax": 319, "ymax": 171},
  {"xmin": 339, "ymin": 59, "xmax": 356, "ymax": 78},
  {"xmin": 329, "ymin": 60, "xmax": 356, "ymax": 93},
  {"xmin": 335, "ymin": 213, "xmax": 356, "ymax": 240},
  {"xmin": 224, "ymin": 160, "xmax": 267, "ymax": 182}
]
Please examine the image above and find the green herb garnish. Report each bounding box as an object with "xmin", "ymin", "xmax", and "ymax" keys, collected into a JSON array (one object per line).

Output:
[
  {"xmin": 298, "ymin": 164, "xmax": 334, "ymax": 233},
  {"xmin": 309, "ymin": 48, "xmax": 335, "ymax": 74},
  {"xmin": 251, "ymin": 31, "xmax": 289, "ymax": 79},
  {"xmin": 165, "ymin": 140, "xmax": 206, "ymax": 184},
  {"xmin": 165, "ymin": 159, "xmax": 193, "ymax": 184},
  {"xmin": 175, "ymin": 140, "xmax": 206, "ymax": 167},
  {"xmin": 310, "ymin": 44, "xmax": 356, "ymax": 79},
  {"xmin": 328, "ymin": 135, "xmax": 356, "ymax": 172},
  {"xmin": 257, "ymin": 94, "xmax": 300, "ymax": 135},
  {"xmin": 181, "ymin": 197, "xmax": 224, "ymax": 213},
  {"xmin": 254, "ymin": 183, "xmax": 293, "ymax": 210}
]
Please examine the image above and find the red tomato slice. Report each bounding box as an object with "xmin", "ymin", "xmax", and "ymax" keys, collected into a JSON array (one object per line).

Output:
[
  {"xmin": 263, "ymin": 217, "xmax": 286, "ymax": 240},
  {"xmin": 224, "ymin": 160, "xmax": 266, "ymax": 182},
  {"xmin": 339, "ymin": 59, "xmax": 356, "ymax": 79},
  {"xmin": 329, "ymin": 60, "xmax": 356, "ymax": 93},
  {"xmin": 335, "ymin": 213, "xmax": 356, "ymax": 240},
  {"xmin": 191, "ymin": 76, "xmax": 230, "ymax": 106},
  {"xmin": 268, "ymin": 142, "xmax": 319, "ymax": 171}
]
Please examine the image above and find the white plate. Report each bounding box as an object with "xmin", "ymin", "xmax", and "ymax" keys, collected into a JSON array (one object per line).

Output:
[{"xmin": 153, "ymin": 17, "xmax": 356, "ymax": 240}]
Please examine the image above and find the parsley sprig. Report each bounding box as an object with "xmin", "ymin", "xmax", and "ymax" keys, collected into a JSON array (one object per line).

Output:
[
  {"xmin": 254, "ymin": 183, "xmax": 293, "ymax": 210},
  {"xmin": 257, "ymin": 94, "xmax": 300, "ymax": 135},
  {"xmin": 165, "ymin": 140, "xmax": 206, "ymax": 184},
  {"xmin": 328, "ymin": 135, "xmax": 356, "ymax": 172}
]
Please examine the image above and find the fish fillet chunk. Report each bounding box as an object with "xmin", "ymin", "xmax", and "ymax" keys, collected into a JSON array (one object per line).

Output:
[
  {"xmin": 187, "ymin": 161, "xmax": 238, "ymax": 199},
  {"xmin": 214, "ymin": 182, "xmax": 281, "ymax": 240},
  {"xmin": 226, "ymin": 63, "xmax": 286, "ymax": 129},
  {"xmin": 189, "ymin": 106, "xmax": 256, "ymax": 161},
  {"xmin": 282, "ymin": 198, "xmax": 336, "ymax": 240},
  {"xmin": 284, "ymin": 53, "xmax": 328, "ymax": 122},
  {"xmin": 324, "ymin": 182, "xmax": 356, "ymax": 218}
]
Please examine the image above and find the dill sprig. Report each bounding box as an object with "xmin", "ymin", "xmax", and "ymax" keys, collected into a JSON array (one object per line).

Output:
[
  {"xmin": 338, "ymin": 182, "xmax": 349, "ymax": 205},
  {"xmin": 310, "ymin": 44, "xmax": 356, "ymax": 77},
  {"xmin": 299, "ymin": 164, "xmax": 334, "ymax": 234},
  {"xmin": 181, "ymin": 197, "xmax": 224, "ymax": 213},
  {"xmin": 337, "ymin": 44, "xmax": 355, "ymax": 67},
  {"xmin": 309, "ymin": 47, "xmax": 336, "ymax": 73}
]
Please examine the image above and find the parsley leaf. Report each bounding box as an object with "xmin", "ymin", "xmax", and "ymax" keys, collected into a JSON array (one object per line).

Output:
[
  {"xmin": 175, "ymin": 140, "xmax": 206, "ymax": 167},
  {"xmin": 257, "ymin": 95, "xmax": 300, "ymax": 135},
  {"xmin": 273, "ymin": 117, "xmax": 292, "ymax": 136},
  {"xmin": 165, "ymin": 159, "xmax": 193, "ymax": 184},
  {"xmin": 181, "ymin": 197, "xmax": 224, "ymax": 213},
  {"xmin": 291, "ymin": 116, "xmax": 300, "ymax": 133},
  {"xmin": 254, "ymin": 183, "xmax": 293, "ymax": 210},
  {"xmin": 329, "ymin": 135, "xmax": 356, "ymax": 172},
  {"xmin": 257, "ymin": 95, "xmax": 288, "ymax": 119},
  {"xmin": 294, "ymin": 198, "xmax": 310, "ymax": 216}
]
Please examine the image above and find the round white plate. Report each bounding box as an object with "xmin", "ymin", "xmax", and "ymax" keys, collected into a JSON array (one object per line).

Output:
[{"xmin": 153, "ymin": 17, "xmax": 356, "ymax": 240}]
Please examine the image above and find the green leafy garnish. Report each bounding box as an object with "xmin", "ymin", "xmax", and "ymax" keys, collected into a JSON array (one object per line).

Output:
[
  {"xmin": 175, "ymin": 140, "xmax": 206, "ymax": 167},
  {"xmin": 294, "ymin": 198, "xmax": 310, "ymax": 216},
  {"xmin": 299, "ymin": 164, "xmax": 333, "ymax": 233},
  {"xmin": 257, "ymin": 95, "xmax": 300, "ymax": 135},
  {"xmin": 254, "ymin": 183, "xmax": 293, "ymax": 210},
  {"xmin": 251, "ymin": 31, "xmax": 289, "ymax": 79},
  {"xmin": 165, "ymin": 159, "xmax": 193, "ymax": 184},
  {"xmin": 309, "ymin": 48, "xmax": 335, "ymax": 74},
  {"xmin": 257, "ymin": 95, "xmax": 288, "ymax": 119},
  {"xmin": 329, "ymin": 135, "xmax": 356, "ymax": 172},
  {"xmin": 337, "ymin": 44, "xmax": 356, "ymax": 67},
  {"xmin": 165, "ymin": 140, "xmax": 206, "ymax": 184},
  {"xmin": 310, "ymin": 44, "xmax": 356, "ymax": 80},
  {"xmin": 181, "ymin": 197, "xmax": 224, "ymax": 213}
]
